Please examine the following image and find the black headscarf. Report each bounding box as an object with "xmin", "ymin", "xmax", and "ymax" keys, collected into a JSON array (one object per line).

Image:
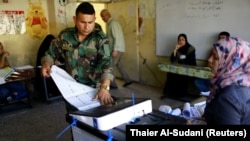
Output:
[
  {"xmin": 177, "ymin": 33, "xmax": 192, "ymax": 54},
  {"xmin": 170, "ymin": 33, "xmax": 197, "ymax": 66}
]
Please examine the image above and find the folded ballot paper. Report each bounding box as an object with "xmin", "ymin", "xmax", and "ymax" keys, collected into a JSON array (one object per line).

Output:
[{"xmin": 50, "ymin": 65, "xmax": 101, "ymax": 111}]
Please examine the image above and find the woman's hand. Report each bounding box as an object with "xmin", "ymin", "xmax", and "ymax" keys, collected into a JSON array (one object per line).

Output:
[{"xmin": 174, "ymin": 44, "xmax": 181, "ymax": 56}]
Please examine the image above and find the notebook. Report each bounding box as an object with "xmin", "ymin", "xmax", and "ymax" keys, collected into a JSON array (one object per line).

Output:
[{"xmin": 0, "ymin": 67, "xmax": 14, "ymax": 84}]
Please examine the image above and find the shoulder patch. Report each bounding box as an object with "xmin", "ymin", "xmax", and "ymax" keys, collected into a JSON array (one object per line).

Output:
[{"xmin": 103, "ymin": 44, "xmax": 111, "ymax": 57}]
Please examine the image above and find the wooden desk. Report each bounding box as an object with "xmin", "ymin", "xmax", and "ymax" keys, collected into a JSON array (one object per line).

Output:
[
  {"xmin": 0, "ymin": 67, "xmax": 35, "ymax": 112},
  {"xmin": 159, "ymin": 62, "xmax": 211, "ymax": 101},
  {"xmin": 158, "ymin": 62, "xmax": 214, "ymax": 79},
  {"xmin": 6, "ymin": 68, "xmax": 35, "ymax": 82}
]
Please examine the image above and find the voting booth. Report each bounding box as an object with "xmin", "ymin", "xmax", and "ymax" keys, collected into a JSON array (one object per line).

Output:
[{"xmin": 51, "ymin": 65, "xmax": 187, "ymax": 140}]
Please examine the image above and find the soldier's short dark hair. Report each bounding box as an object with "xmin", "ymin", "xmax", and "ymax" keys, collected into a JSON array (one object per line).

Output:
[{"xmin": 75, "ymin": 2, "xmax": 95, "ymax": 15}]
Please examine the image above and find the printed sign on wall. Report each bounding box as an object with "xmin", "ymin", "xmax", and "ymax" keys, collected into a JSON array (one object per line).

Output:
[{"xmin": 0, "ymin": 10, "xmax": 26, "ymax": 35}]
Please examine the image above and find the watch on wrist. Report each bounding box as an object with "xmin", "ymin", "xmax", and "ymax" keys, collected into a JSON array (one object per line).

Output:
[{"xmin": 99, "ymin": 85, "xmax": 110, "ymax": 91}]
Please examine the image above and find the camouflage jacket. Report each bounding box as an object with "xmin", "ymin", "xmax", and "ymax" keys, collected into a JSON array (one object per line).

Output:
[{"xmin": 42, "ymin": 27, "xmax": 114, "ymax": 87}]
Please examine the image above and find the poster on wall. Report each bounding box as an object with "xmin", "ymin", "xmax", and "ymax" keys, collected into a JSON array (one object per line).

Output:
[
  {"xmin": 25, "ymin": 0, "xmax": 48, "ymax": 39},
  {"xmin": 57, "ymin": 6, "xmax": 67, "ymax": 26},
  {"xmin": 0, "ymin": 10, "xmax": 26, "ymax": 35}
]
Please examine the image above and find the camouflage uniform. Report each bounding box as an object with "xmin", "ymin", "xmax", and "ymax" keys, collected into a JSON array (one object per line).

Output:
[
  {"xmin": 41, "ymin": 27, "xmax": 114, "ymax": 88},
  {"xmin": 41, "ymin": 27, "xmax": 114, "ymax": 112}
]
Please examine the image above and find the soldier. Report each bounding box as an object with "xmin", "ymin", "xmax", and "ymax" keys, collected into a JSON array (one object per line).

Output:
[{"xmin": 40, "ymin": 2, "xmax": 114, "ymax": 110}]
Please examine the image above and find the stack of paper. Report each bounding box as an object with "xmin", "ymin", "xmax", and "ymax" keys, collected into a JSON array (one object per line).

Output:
[
  {"xmin": 0, "ymin": 67, "xmax": 14, "ymax": 84},
  {"xmin": 14, "ymin": 65, "xmax": 34, "ymax": 70}
]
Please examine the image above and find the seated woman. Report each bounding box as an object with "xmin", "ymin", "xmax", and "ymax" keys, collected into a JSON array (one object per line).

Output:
[
  {"xmin": 204, "ymin": 37, "xmax": 250, "ymax": 124},
  {"xmin": 0, "ymin": 42, "xmax": 27, "ymax": 104},
  {"xmin": 161, "ymin": 33, "xmax": 197, "ymax": 99}
]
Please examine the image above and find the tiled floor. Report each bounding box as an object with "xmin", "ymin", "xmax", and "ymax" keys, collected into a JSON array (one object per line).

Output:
[{"xmin": 0, "ymin": 79, "xmax": 201, "ymax": 141}]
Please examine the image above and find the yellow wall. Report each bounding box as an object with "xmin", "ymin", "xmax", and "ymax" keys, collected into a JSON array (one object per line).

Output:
[
  {"xmin": 0, "ymin": 0, "xmax": 50, "ymax": 67},
  {"xmin": 0, "ymin": 0, "xmax": 106, "ymax": 67}
]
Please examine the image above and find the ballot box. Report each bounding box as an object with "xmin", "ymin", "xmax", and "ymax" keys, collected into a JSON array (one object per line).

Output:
[{"xmin": 66, "ymin": 109, "xmax": 187, "ymax": 141}]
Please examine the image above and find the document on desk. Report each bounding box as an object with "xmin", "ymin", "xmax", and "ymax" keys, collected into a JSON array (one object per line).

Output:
[
  {"xmin": 50, "ymin": 65, "xmax": 100, "ymax": 111},
  {"xmin": 0, "ymin": 67, "xmax": 15, "ymax": 84},
  {"xmin": 14, "ymin": 65, "xmax": 34, "ymax": 70}
]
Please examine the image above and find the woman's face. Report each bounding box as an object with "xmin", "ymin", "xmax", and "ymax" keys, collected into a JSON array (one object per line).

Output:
[
  {"xmin": 209, "ymin": 48, "xmax": 219, "ymax": 74},
  {"xmin": 178, "ymin": 36, "xmax": 186, "ymax": 46}
]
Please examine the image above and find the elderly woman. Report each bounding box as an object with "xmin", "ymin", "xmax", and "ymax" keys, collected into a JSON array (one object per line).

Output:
[{"xmin": 204, "ymin": 37, "xmax": 250, "ymax": 124}]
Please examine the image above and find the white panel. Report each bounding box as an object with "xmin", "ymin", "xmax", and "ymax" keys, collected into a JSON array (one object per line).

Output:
[{"xmin": 156, "ymin": 0, "xmax": 250, "ymax": 60}]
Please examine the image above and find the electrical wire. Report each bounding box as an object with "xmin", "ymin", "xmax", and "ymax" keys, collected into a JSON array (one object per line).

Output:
[{"xmin": 138, "ymin": 51, "xmax": 163, "ymax": 87}]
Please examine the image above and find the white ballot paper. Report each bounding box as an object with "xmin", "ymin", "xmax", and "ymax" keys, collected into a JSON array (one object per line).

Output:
[
  {"xmin": 50, "ymin": 65, "xmax": 100, "ymax": 111},
  {"xmin": 182, "ymin": 102, "xmax": 206, "ymax": 119}
]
